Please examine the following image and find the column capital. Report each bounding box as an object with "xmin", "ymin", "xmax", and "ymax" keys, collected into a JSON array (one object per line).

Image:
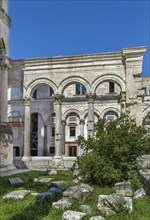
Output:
[
  {"xmin": 23, "ymin": 97, "xmax": 32, "ymax": 105},
  {"xmin": 86, "ymin": 92, "xmax": 96, "ymax": 101},
  {"xmin": 80, "ymin": 119, "xmax": 85, "ymax": 125},
  {"xmin": 61, "ymin": 120, "xmax": 66, "ymax": 126},
  {"xmin": 120, "ymin": 91, "xmax": 126, "ymax": 102},
  {"xmin": 53, "ymin": 93, "xmax": 64, "ymax": 104},
  {"xmin": 0, "ymin": 56, "xmax": 11, "ymax": 70}
]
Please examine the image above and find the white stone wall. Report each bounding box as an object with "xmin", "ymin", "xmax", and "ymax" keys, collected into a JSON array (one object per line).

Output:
[{"xmin": 6, "ymin": 47, "xmax": 149, "ymax": 167}]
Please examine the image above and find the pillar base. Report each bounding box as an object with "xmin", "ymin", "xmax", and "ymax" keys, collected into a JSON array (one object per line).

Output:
[
  {"xmin": 21, "ymin": 156, "xmax": 31, "ymax": 168},
  {"xmin": 52, "ymin": 156, "xmax": 64, "ymax": 169}
]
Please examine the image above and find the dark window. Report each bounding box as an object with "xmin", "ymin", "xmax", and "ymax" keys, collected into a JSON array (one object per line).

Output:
[
  {"xmin": 32, "ymin": 89, "xmax": 37, "ymax": 99},
  {"xmin": 50, "ymin": 87, "xmax": 54, "ymax": 96},
  {"xmin": 68, "ymin": 146, "xmax": 77, "ymax": 156},
  {"xmin": 13, "ymin": 146, "xmax": 20, "ymax": 156},
  {"xmin": 76, "ymin": 83, "xmax": 86, "ymax": 95},
  {"xmin": 50, "ymin": 147, "xmax": 55, "ymax": 155},
  {"xmin": 142, "ymin": 87, "xmax": 147, "ymax": 96},
  {"xmin": 52, "ymin": 127, "xmax": 55, "ymax": 137},
  {"xmin": 51, "ymin": 113, "xmax": 55, "ymax": 124},
  {"xmin": 31, "ymin": 113, "xmax": 38, "ymax": 156},
  {"xmin": 70, "ymin": 127, "xmax": 76, "ymax": 137},
  {"xmin": 109, "ymin": 82, "xmax": 115, "ymax": 93}
]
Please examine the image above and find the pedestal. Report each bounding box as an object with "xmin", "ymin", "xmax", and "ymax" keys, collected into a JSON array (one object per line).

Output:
[{"xmin": 0, "ymin": 123, "xmax": 16, "ymax": 172}]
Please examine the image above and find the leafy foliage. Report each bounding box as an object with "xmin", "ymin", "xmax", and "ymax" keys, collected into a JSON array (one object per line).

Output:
[{"xmin": 77, "ymin": 114, "xmax": 150, "ymax": 187}]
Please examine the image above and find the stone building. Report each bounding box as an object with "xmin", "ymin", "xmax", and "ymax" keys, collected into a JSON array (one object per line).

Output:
[
  {"xmin": 0, "ymin": 0, "xmax": 15, "ymax": 172},
  {"xmin": 0, "ymin": 0, "xmax": 150, "ymax": 170}
]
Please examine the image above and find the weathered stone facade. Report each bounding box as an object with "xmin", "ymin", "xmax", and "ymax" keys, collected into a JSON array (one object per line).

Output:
[
  {"xmin": 0, "ymin": 0, "xmax": 150, "ymax": 170},
  {"xmin": 7, "ymin": 48, "xmax": 150, "ymax": 169},
  {"xmin": 0, "ymin": 0, "xmax": 15, "ymax": 172}
]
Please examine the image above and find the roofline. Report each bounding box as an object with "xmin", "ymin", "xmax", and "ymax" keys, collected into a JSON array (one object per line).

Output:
[{"xmin": 10, "ymin": 46, "xmax": 147, "ymax": 62}]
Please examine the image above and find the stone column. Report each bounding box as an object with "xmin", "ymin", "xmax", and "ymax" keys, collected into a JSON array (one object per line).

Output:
[
  {"xmin": 54, "ymin": 94, "xmax": 64, "ymax": 157},
  {"xmin": 44, "ymin": 123, "xmax": 48, "ymax": 156},
  {"xmin": 61, "ymin": 120, "xmax": 66, "ymax": 155},
  {"xmin": 23, "ymin": 97, "xmax": 31, "ymax": 159},
  {"xmin": 120, "ymin": 91, "xmax": 126, "ymax": 114},
  {"xmin": 0, "ymin": 56, "xmax": 11, "ymax": 123},
  {"xmin": 79, "ymin": 119, "xmax": 85, "ymax": 155},
  {"xmin": 80, "ymin": 119, "xmax": 85, "ymax": 137},
  {"xmin": 86, "ymin": 92, "xmax": 96, "ymax": 137}
]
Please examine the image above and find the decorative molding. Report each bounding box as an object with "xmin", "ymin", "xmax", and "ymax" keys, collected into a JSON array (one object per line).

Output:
[
  {"xmin": 23, "ymin": 97, "xmax": 32, "ymax": 105},
  {"xmin": 0, "ymin": 56, "xmax": 11, "ymax": 70},
  {"xmin": 86, "ymin": 92, "xmax": 96, "ymax": 100},
  {"xmin": 53, "ymin": 93, "xmax": 64, "ymax": 104},
  {"xmin": 120, "ymin": 91, "xmax": 126, "ymax": 102}
]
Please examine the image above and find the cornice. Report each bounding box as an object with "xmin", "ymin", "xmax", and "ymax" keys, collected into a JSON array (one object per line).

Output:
[{"xmin": 122, "ymin": 46, "xmax": 147, "ymax": 59}]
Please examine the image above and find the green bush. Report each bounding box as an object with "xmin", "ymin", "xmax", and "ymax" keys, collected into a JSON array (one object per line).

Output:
[{"xmin": 77, "ymin": 114, "xmax": 150, "ymax": 187}]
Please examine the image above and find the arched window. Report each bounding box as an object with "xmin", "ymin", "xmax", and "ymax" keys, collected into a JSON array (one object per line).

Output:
[
  {"xmin": 76, "ymin": 83, "xmax": 86, "ymax": 95},
  {"xmin": 32, "ymin": 85, "xmax": 54, "ymax": 100},
  {"xmin": 109, "ymin": 82, "xmax": 115, "ymax": 93},
  {"xmin": 104, "ymin": 111, "xmax": 118, "ymax": 122}
]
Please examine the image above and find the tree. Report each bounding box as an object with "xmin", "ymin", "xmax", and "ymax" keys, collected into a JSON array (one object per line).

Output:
[{"xmin": 76, "ymin": 115, "xmax": 150, "ymax": 188}]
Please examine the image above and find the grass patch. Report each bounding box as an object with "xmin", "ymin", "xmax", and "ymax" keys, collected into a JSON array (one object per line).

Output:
[{"xmin": 0, "ymin": 170, "xmax": 150, "ymax": 220}]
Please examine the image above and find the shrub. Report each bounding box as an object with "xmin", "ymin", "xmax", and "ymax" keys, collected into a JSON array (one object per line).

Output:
[{"xmin": 76, "ymin": 114, "xmax": 150, "ymax": 187}]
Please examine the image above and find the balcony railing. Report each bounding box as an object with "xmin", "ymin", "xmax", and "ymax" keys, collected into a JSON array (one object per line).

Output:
[
  {"xmin": 69, "ymin": 116, "xmax": 77, "ymax": 123},
  {"xmin": 51, "ymin": 137, "xmax": 55, "ymax": 143},
  {"xmin": 8, "ymin": 116, "xmax": 23, "ymax": 123}
]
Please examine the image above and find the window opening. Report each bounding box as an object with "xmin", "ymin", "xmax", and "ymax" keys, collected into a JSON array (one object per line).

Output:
[
  {"xmin": 32, "ymin": 89, "xmax": 37, "ymax": 99},
  {"xmin": 69, "ymin": 112, "xmax": 77, "ymax": 123},
  {"xmin": 70, "ymin": 126, "xmax": 76, "ymax": 137},
  {"xmin": 13, "ymin": 146, "xmax": 20, "ymax": 157},
  {"xmin": 142, "ymin": 87, "xmax": 147, "ymax": 96},
  {"xmin": 76, "ymin": 83, "xmax": 86, "ymax": 95},
  {"xmin": 109, "ymin": 82, "xmax": 115, "ymax": 93},
  {"xmin": 52, "ymin": 127, "xmax": 55, "ymax": 137},
  {"xmin": 31, "ymin": 113, "xmax": 38, "ymax": 156},
  {"xmin": 105, "ymin": 111, "xmax": 115, "ymax": 121},
  {"xmin": 51, "ymin": 113, "xmax": 55, "ymax": 124},
  {"xmin": 50, "ymin": 87, "xmax": 54, "ymax": 96},
  {"xmin": 50, "ymin": 147, "xmax": 55, "ymax": 155},
  {"xmin": 11, "ymin": 87, "xmax": 21, "ymax": 100},
  {"xmin": 68, "ymin": 146, "xmax": 77, "ymax": 156}
]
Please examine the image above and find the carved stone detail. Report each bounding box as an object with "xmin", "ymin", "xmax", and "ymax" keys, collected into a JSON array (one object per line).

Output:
[
  {"xmin": 23, "ymin": 97, "xmax": 32, "ymax": 105},
  {"xmin": 0, "ymin": 56, "xmax": 11, "ymax": 70},
  {"xmin": 86, "ymin": 92, "xmax": 96, "ymax": 101},
  {"xmin": 53, "ymin": 94, "xmax": 64, "ymax": 104}
]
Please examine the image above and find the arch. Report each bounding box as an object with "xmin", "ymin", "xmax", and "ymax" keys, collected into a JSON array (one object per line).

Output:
[
  {"xmin": 26, "ymin": 78, "xmax": 57, "ymax": 97},
  {"xmin": 0, "ymin": 38, "xmax": 6, "ymax": 55},
  {"xmin": 62, "ymin": 109, "xmax": 82, "ymax": 120},
  {"xmin": 30, "ymin": 111, "xmax": 44, "ymax": 123},
  {"xmin": 143, "ymin": 112, "xmax": 150, "ymax": 126},
  {"xmin": 91, "ymin": 74, "xmax": 125, "ymax": 93},
  {"xmin": 82, "ymin": 108, "xmax": 101, "ymax": 119},
  {"xmin": 101, "ymin": 107, "xmax": 120, "ymax": 118},
  {"xmin": 58, "ymin": 76, "xmax": 91, "ymax": 94}
]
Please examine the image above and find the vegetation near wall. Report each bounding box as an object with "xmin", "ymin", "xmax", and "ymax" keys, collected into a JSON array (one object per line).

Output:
[{"xmin": 77, "ymin": 115, "xmax": 150, "ymax": 189}]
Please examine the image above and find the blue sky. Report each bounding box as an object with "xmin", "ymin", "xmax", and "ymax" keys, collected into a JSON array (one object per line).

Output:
[{"xmin": 9, "ymin": 0, "xmax": 149, "ymax": 76}]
